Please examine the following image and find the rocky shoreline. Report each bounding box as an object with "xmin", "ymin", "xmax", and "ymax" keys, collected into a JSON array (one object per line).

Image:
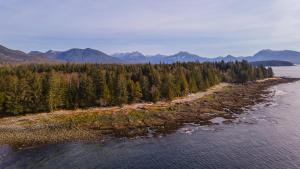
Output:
[{"xmin": 0, "ymin": 77, "xmax": 298, "ymax": 147}]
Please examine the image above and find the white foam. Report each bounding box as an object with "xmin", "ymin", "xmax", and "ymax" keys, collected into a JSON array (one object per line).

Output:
[
  {"xmin": 210, "ymin": 117, "xmax": 226, "ymax": 124},
  {"xmin": 275, "ymin": 89, "xmax": 287, "ymax": 96},
  {"xmin": 180, "ymin": 127, "xmax": 194, "ymax": 134}
]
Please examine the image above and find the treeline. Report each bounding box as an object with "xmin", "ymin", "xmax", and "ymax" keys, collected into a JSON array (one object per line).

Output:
[{"xmin": 0, "ymin": 61, "xmax": 273, "ymax": 115}]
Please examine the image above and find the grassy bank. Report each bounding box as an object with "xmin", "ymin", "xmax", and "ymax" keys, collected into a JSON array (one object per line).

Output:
[{"xmin": 0, "ymin": 78, "xmax": 297, "ymax": 147}]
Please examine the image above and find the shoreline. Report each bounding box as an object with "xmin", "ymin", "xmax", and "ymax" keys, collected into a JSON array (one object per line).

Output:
[{"xmin": 0, "ymin": 77, "xmax": 298, "ymax": 147}]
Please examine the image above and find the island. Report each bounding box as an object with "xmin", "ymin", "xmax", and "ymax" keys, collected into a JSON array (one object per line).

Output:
[{"xmin": 0, "ymin": 61, "xmax": 297, "ymax": 147}]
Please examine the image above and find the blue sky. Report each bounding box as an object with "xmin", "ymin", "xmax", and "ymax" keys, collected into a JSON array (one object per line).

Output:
[{"xmin": 1, "ymin": 0, "xmax": 300, "ymax": 57}]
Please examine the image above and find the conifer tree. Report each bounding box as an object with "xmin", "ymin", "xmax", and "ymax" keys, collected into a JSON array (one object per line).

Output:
[
  {"xmin": 150, "ymin": 85, "xmax": 160, "ymax": 102},
  {"xmin": 140, "ymin": 76, "xmax": 150, "ymax": 101},
  {"xmin": 0, "ymin": 92, "xmax": 4, "ymax": 113},
  {"xmin": 188, "ymin": 76, "xmax": 198, "ymax": 93},
  {"xmin": 78, "ymin": 74, "xmax": 96, "ymax": 107},
  {"xmin": 127, "ymin": 80, "xmax": 135, "ymax": 103},
  {"xmin": 97, "ymin": 71, "xmax": 111, "ymax": 106},
  {"xmin": 113, "ymin": 73, "xmax": 128, "ymax": 105},
  {"xmin": 161, "ymin": 74, "xmax": 175, "ymax": 100},
  {"xmin": 5, "ymin": 76, "xmax": 24, "ymax": 114},
  {"xmin": 267, "ymin": 67, "xmax": 274, "ymax": 78},
  {"xmin": 65, "ymin": 75, "xmax": 79, "ymax": 109},
  {"xmin": 48, "ymin": 72, "xmax": 65, "ymax": 112},
  {"xmin": 25, "ymin": 74, "xmax": 44, "ymax": 112},
  {"xmin": 133, "ymin": 82, "xmax": 143, "ymax": 102}
]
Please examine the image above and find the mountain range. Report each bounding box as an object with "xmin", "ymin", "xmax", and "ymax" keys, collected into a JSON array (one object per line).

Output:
[
  {"xmin": 0, "ymin": 45, "xmax": 53, "ymax": 64},
  {"xmin": 1, "ymin": 44, "xmax": 300, "ymax": 64}
]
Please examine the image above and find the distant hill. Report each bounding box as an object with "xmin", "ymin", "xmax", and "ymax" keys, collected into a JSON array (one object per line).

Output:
[
  {"xmin": 209, "ymin": 55, "xmax": 252, "ymax": 62},
  {"xmin": 207, "ymin": 50, "xmax": 300, "ymax": 64},
  {"xmin": 250, "ymin": 49, "xmax": 300, "ymax": 63},
  {"xmin": 163, "ymin": 51, "xmax": 206, "ymax": 63},
  {"xmin": 55, "ymin": 48, "xmax": 121, "ymax": 63},
  {"xmin": 0, "ymin": 45, "xmax": 52, "ymax": 64},
  {"xmin": 30, "ymin": 48, "xmax": 121, "ymax": 63},
  {"xmin": 146, "ymin": 54, "xmax": 167, "ymax": 63},
  {"xmin": 112, "ymin": 51, "xmax": 205, "ymax": 63},
  {"xmin": 29, "ymin": 50, "xmax": 62, "ymax": 60},
  {"xmin": 250, "ymin": 60, "xmax": 295, "ymax": 67},
  {"xmin": 112, "ymin": 52, "xmax": 148, "ymax": 63}
]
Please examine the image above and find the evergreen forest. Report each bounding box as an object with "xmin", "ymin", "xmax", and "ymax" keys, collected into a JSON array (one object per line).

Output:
[{"xmin": 0, "ymin": 61, "xmax": 273, "ymax": 116}]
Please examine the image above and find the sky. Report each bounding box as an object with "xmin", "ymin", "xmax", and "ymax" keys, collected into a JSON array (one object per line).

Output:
[{"xmin": 1, "ymin": 0, "xmax": 300, "ymax": 57}]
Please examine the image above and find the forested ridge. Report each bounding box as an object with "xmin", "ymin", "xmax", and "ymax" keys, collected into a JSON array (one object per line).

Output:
[{"xmin": 0, "ymin": 61, "xmax": 273, "ymax": 116}]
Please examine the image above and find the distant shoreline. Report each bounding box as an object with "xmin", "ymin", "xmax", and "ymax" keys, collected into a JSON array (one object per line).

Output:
[
  {"xmin": 0, "ymin": 77, "xmax": 298, "ymax": 147},
  {"xmin": 251, "ymin": 60, "xmax": 295, "ymax": 67}
]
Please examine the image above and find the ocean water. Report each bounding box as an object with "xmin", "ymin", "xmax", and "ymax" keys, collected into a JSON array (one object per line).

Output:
[{"xmin": 1, "ymin": 66, "xmax": 300, "ymax": 169}]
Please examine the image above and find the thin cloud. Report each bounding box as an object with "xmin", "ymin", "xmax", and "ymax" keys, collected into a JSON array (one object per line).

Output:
[{"xmin": 0, "ymin": 0, "xmax": 300, "ymax": 56}]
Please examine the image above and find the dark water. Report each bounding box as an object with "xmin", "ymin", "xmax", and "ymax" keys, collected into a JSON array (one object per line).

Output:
[{"xmin": 1, "ymin": 66, "xmax": 300, "ymax": 169}]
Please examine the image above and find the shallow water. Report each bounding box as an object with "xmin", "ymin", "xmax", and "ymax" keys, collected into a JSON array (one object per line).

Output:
[{"xmin": 1, "ymin": 66, "xmax": 300, "ymax": 169}]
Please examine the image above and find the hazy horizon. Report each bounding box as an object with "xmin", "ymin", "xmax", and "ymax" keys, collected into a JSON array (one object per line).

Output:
[{"xmin": 1, "ymin": 0, "xmax": 300, "ymax": 57}]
